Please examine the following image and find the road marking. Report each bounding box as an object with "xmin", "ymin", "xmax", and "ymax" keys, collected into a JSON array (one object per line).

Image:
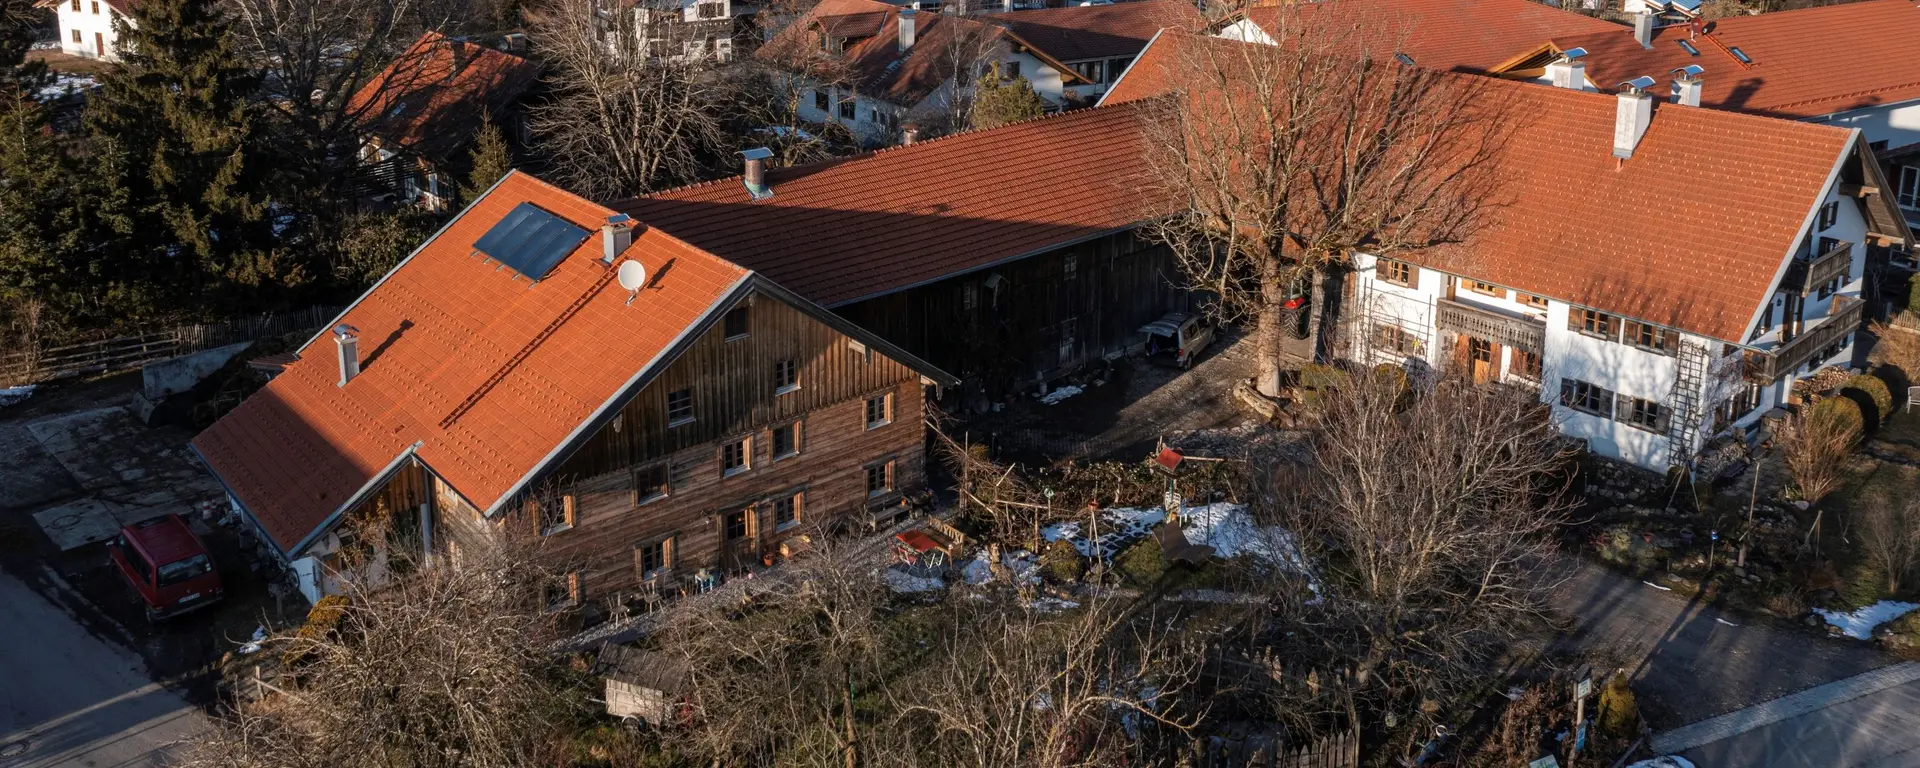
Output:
[{"xmin": 1653, "ymin": 662, "xmax": 1920, "ymax": 754}]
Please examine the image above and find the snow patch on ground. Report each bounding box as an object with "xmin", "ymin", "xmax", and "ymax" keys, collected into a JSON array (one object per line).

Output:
[
  {"xmin": 884, "ymin": 568, "xmax": 945, "ymax": 593},
  {"xmin": 1624, "ymin": 757, "xmax": 1695, "ymax": 768},
  {"xmin": 0, "ymin": 385, "xmax": 35, "ymax": 408},
  {"xmin": 1180, "ymin": 504, "xmax": 1321, "ymax": 600},
  {"xmin": 1023, "ymin": 597, "xmax": 1080, "ymax": 613},
  {"xmin": 1038, "ymin": 385, "xmax": 1083, "ymax": 405},
  {"xmin": 35, "ymin": 74, "xmax": 97, "ymax": 101},
  {"xmin": 1815, "ymin": 600, "xmax": 1920, "ymax": 639}
]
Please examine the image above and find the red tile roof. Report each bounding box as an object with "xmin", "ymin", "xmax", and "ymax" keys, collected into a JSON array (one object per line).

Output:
[
  {"xmin": 350, "ymin": 32, "xmax": 544, "ymax": 161},
  {"xmin": 1232, "ymin": 0, "xmax": 1621, "ymax": 73},
  {"xmin": 992, "ymin": 1, "xmax": 1203, "ymax": 63},
  {"xmin": 618, "ymin": 102, "xmax": 1159, "ymax": 307},
  {"xmin": 1491, "ymin": 0, "xmax": 1920, "ymax": 119},
  {"xmin": 1107, "ymin": 31, "xmax": 1858, "ymax": 343},
  {"xmin": 192, "ymin": 172, "xmax": 749, "ymax": 554}
]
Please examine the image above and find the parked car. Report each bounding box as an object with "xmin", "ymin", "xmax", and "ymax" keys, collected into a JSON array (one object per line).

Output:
[
  {"xmin": 1140, "ymin": 312, "xmax": 1215, "ymax": 369},
  {"xmin": 108, "ymin": 514, "xmax": 223, "ymax": 621}
]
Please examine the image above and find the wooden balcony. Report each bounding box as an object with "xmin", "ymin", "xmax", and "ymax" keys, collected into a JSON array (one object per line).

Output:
[
  {"xmin": 1779, "ymin": 241, "xmax": 1853, "ymax": 296},
  {"xmin": 1435, "ymin": 297, "xmax": 1546, "ymax": 351},
  {"xmin": 1750, "ymin": 296, "xmax": 1864, "ymax": 380}
]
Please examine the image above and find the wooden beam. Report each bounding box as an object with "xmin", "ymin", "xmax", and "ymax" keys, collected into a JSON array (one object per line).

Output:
[{"xmin": 1839, "ymin": 183, "xmax": 1880, "ymax": 198}]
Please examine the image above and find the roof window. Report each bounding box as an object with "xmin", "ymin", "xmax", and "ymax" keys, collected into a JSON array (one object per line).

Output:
[
  {"xmin": 1728, "ymin": 46, "xmax": 1751, "ymax": 64},
  {"xmin": 1677, "ymin": 39, "xmax": 1698, "ymax": 56}
]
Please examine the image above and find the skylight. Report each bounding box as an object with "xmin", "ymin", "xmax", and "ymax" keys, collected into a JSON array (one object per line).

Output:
[
  {"xmin": 1729, "ymin": 46, "xmax": 1751, "ymax": 64},
  {"xmin": 1677, "ymin": 39, "xmax": 1698, "ymax": 56},
  {"xmin": 472, "ymin": 203, "xmax": 590, "ymax": 282}
]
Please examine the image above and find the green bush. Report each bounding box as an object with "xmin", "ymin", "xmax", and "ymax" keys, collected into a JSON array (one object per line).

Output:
[
  {"xmin": 1114, "ymin": 535, "xmax": 1167, "ymax": 586},
  {"xmin": 1299, "ymin": 363, "xmax": 1349, "ymax": 392},
  {"xmin": 283, "ymin": 594, "xmax": 352, "ymax": 667},
  {"xmin": 1812, "ymin": 395, "xmax": 1866, "ymax": 442},
  {"xmin": 1840, "ymin": 559, "xmax": 1891, "ymax": 610},
  {"xmin": 1845, "ymin": 373, "xmax": 1894, "ymax": 423},
  {"xmin": 1597, "ymin": 674, "xmax": 1639, "ymax": 738},
  {"xmin": 1042, "ymin": 538, "xmax": 1085, "ymax": 583}
]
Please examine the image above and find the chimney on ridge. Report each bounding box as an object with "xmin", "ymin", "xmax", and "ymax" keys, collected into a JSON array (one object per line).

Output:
[
  {"xmin": 901, "ymin": 122, "xmax": 921, "ymax": 145},
  {"xmin": 740, "ymin": 147, "xmax": 775, "ymax": 200},
  {"xmin": 1613, "ymin": 76, "xmax": 1657, "ymax": 160},
  {"xmin": 898, "ymin": 7, "xmax": 917, "ymax": 53},
  {"xmin": 333, "ymin": 324, "xmax": 361, "ymax": 387},
  {"xmin": 1546, "ymin": 47, "xmax": 1590, "ymax": 92},
  {"xmin": 602, "ymin": 213, "xmax": 634, "ymax": 264},
  {"xmin": 1670, "ymin": 64, "xmax": 1704, "ymax": 107},
  {"xmin": 1632, "ymin": 12, "xmax": 1654, "ymax": 49}
]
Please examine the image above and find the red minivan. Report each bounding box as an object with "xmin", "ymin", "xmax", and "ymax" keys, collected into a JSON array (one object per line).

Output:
[{"xmin": 109, "ymin": 514, "xmax": 223, "ymax": 621}]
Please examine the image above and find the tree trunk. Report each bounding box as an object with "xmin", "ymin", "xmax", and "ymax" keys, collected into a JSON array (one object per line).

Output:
[{"xmin": 1255, "ymin": 261, "xmax": 1287, "ymax": 397}]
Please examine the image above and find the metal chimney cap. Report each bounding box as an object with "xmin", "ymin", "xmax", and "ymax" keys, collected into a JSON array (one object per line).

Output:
[
  {"xmin": 1559, "ymin": 46, "xmax": 1588, "ymax": 62},
  {"xmin": 1619, "ymin": 75, "xmax": 1658, "ymax": 93},
  {"xmin": 1670, "ymin": 64, "xmax": 1705, "ymax": 78},
  {"xmin": 739, "ymin": 147, "xmax": 774, "ymax": 161},
  {"xmin": 332, "ymin": 323, "xmax": 360, "ymax": 339},
  {"xmin": 605, "ymin": 213, "xmax": 634, "ymax": 228}
]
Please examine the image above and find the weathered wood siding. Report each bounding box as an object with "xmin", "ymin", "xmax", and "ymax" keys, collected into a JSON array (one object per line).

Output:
[
  {"xmin": 836, "ymin": 230, "xmax": 1188, "ymax": 397},
  {"xmin": 531, "ymin": 289, "xmax": 927, "ymax": 600}
]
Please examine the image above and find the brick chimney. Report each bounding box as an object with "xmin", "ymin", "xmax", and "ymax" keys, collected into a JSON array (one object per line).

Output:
[
  {"xmin": 602, "ymin": 214, "xmax": 634, "ymax": 264},
  {"xmin": 1613, "ymin": 76, "xmax": 1657, "ymax": 160},
  {"xmin": 898, "ymin": 7, "xmax": 917, "ymax": 53},
  {"xmin": 333, "ymin": 324, "xmax": 361, "ymax": 387},
  {"xmin": 740, "ymin": 147, "xmax": 774, "ymax": 199},
  {"xmin": 1546, "ymin": 47, "xmax": 1590, "ymax": 92},
  {"xmin": 1670, "ymin": 64, "xmax": 1704, "ymax": 107}
]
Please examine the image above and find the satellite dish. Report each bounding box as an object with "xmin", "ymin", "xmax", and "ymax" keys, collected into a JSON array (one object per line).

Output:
[
  {"xmin": 618, "ymin": 259, "xmax": 647, "ymax": 306},
  {"xmin": 618, "ymin": 260, "xmax": 648, "ymax": 291}
]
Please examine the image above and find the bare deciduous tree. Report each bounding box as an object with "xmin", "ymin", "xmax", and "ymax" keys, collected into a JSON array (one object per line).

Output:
[
  {"xmin": 1138, "ymin": 17, "xmax": 1512, "ymax": 396},
  {"xmin": 1779, "ymin": 402, "xmax": 1860, "ymax": 552},
  {"xmin": 180, "ymin": 539, "xmax": 578, "ymax": 768},
  {"xmin": 1857, "ymin": 474, "xmax": 1920, "ymax": 593},
  {"xmin": 529, "ymin": 0, "xmax": 728, "ymax": 198},
  {"xmin": 1247, "ymin": 369, "xmax": 1571, "ymax": 755}
]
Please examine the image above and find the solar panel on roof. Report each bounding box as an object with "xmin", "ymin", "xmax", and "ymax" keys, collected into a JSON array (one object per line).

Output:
[{"xmin": 473, "ymin": 202, "xmax": 591, "ymax": 282}]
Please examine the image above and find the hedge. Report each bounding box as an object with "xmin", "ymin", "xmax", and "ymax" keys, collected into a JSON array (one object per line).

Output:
[{"xmin": 1844, "ymin": 373, "xmax": 1894, "ymax": 423}]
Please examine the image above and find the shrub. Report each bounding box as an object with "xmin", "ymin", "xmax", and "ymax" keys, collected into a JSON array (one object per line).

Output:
[
  {"xmin": 1845, "ymin": 373, "xmax": 1894, "ymax": 424},
  {"xmin": 283, "ymin": 594, "xmax": 352, "ymax": 666},
  {"xmin": 1299, "ymin": 363, "xmax": 1348, "ymax": 392},
  {"xmin": 1115, "ymin": 535, "xmax": 1167, "ymax": 586},
  {"xmin": 1597, "ymin": 674, "xmax": 1639, "ymax": 737},
  {"xmin": 1811, "ymin": 396, "xmax": 1866, "ymax": 443},
  {"xmin": 1042, "ymin": 538, "xmax": 1085, "ymax": 583}
]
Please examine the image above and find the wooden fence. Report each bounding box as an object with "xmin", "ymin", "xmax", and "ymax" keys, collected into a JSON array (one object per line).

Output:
[
  {"xmin": 1202, "ymin": 727, "xmax": 1361, "ymax": 768},
  {"xmin": 0, "ymin": 305, "xmax": 341, "ymax": 387}
]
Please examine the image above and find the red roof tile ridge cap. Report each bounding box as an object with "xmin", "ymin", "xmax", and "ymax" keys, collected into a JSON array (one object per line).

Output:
[
  {"xmin": 1766, "ymin": 81, "xmax": 1920, "ymax": 113},
  {"xmin": 511, "ymin": 170, "xmax": 619, "ymax": 219}
]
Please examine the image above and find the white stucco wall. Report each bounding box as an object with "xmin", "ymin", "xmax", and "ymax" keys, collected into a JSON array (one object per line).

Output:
[
  {"xmin": 1810, "ymin": 100, "xmax": 1920, "ymax": 156},
  {"xmin": 52, "ymin": 0, "xmax": 125, "ymax": 60}
]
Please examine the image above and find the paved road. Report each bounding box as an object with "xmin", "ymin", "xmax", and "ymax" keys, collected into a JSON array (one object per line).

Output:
[
  {"xmin": 0, "ymin": 569, "xmax": 208, "ymax": 768},
  {"xmin": 1555, "ymin": 561, "xmax": 1920, "ymax": 767}
]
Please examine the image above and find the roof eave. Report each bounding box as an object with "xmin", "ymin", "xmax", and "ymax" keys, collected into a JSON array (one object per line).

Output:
[
  {"xmin": 287, "ymin": 442, "xmax": 423, "ymax": 559},
  {"xmin": 1737, "ymin": 130, "xmax": 1860, "ymax": 346}
]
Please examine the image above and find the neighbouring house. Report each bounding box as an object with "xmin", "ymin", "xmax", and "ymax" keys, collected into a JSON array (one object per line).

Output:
[
  {"xmin": 1482, "ymin": 0, "xmax": 1920, "ymax": 235},
  {"xmin": 190, "ymin": 171, "xmax": 951, "ymax": 606},
  {"xmin": 618, "ymin": 101, "xmax": 1194, "ymax": 405},
  {"xmin": 1211, "ymin": 0, "xmax": 1621, "ymax": 74},
  {"xmin": 613, "ymin": 0, "xmax": 763, "ymax": 62},
  {"xmin": 40, "ymin": 0, "xmax": 129, "ymax": 60},
  {"xmin": 1106, "ymin": 32, "xmax": 1914, "ymax": 471},
  {"xmin": 350, "ymin": 32, "xmax": 545, "ymax": 211},
  {"xmin": 760, "ymin": 0, "xmax": 1193, "ymax": 143}
]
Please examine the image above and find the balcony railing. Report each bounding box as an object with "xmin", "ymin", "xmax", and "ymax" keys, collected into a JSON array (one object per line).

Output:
[
  {"xmin": 1749, "ymin": 296, "xmax": 1864, "ymax": 380},
  {"xmin": 1780, "ymin": 241, "xmax": 1853, "ymax": 295},
  {"xmin": 1435, "ymin": 297, "xmax": 1546, "ymax": 351}
]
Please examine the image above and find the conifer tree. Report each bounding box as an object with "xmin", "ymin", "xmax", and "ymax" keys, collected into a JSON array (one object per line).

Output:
[
  {"xmin": 85, "ymin": 0, "xmax": 296, "ymax": 316},
  {"xmin": 969, "ymin": 70, "xmax": 1046, "ymax": 130},
  {"xmin": 463, "ymin": 117, "xmax": 512, "ymax": 203}
]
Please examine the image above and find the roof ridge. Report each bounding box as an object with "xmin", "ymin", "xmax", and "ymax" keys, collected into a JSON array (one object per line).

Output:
[{"xmin": 638, "ymin": 103, "xmax": 1142, "ymax": 203}]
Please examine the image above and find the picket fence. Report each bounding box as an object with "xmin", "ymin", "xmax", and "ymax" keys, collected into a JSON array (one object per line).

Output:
[{"xmin": 0, "ymin": 305, "xmax": 340, "ymax": 387}]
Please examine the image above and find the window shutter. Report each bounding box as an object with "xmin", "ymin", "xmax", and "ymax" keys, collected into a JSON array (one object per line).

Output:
[
  {"xmin": 1568, "ymin": 310, "xmax": 1583, "ymax": 333},
  {"xmin": 1614, "ymin": 393, "xmax": 1630, "ymax": 422},
  {"xmin": 1656, "ymin": 403, "xmax": 1672, "ymax": 434}
]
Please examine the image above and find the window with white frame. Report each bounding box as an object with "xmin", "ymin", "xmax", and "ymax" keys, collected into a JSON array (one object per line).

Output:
[
  {"xmin": 772, "ymin": 490, "xmax": 803, "ymax": 531},
  {"xmin": 722, "ymin": 436, "xmax": 752, "ymax": 476},
  {"xmin": 1901, "ymin": 166, "xmax": 1920, "ymax": 209},
  {"xmin": 772, "ymin": 421, "xmax": 801, "ymax": 459},
  {"xmin": 539, "ymin": 494, "xmax": 576, "ymax": 536},
  {"xmin": 1570, "ymin": 308, "xmax": 1620, "ymax": 341},
  {"xmin": 1623, "ymin": 320, "xmax": 1675, "ymax": 354},
  {"xmin": 634, "ymin": 463, "xmax": 669, "ymax": 505},
  {"xmin": 866, "ymin": 460, "xmax": 895, "ymax": 497},
  {"xmin": 865, "ymin": 392, "xmax": 892, "ymax": 429},
  {"xmin": 1375, "ymin": 259, "xmax": 1414, "ymax": 287},
  {"xmin": 774, "ymin": 358, "xmax": 799, "ymax": 393},
  {"xmin": 635, "ymin": 536, "xmax": 675, "ymax": 580},
  {"xmin": 666, "ymin": 388, "xmax": 694, "ymax": 425}
]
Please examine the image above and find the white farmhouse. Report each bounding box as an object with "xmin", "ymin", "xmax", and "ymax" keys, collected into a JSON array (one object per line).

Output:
[
  {"xmin": 1109, "ymin": 31, "xmax": 1914, "ymax": 472},
  {"xmin": 39, "ymin": 0, "xmax": 130, "ymax": 61}
]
